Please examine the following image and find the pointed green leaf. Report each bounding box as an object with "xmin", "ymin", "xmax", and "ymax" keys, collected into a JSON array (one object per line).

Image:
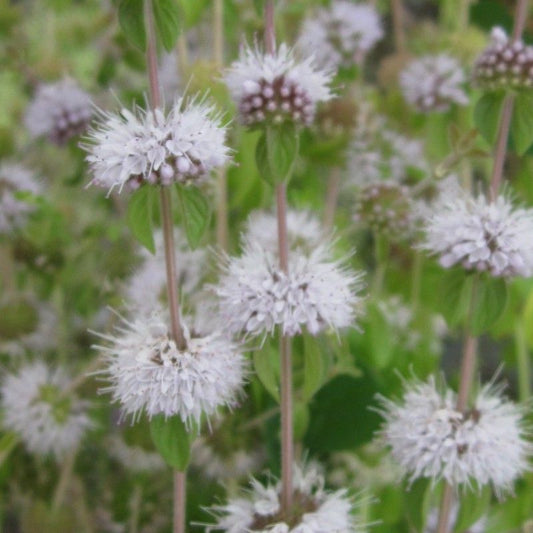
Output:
[
  {"xmin": 255, "ymin": 126, "xmax": 300, "ymax": 185},
  {"xmin": 293, "ymin": 402, "xmax": 310, "ymax": 441},
  {"xmin": 454, "ymin": 485, "xmax": 491, "ymax": 532},
  {"xmin": 118, "ymin": 0, "xmax": 146, "ymax": 50},
  {"xmin": 439, "ymin": 268, "xmax": 472, "ymax": 327},
  {"xmin": 150, "ymin": 414, "xmax": 192, "ymax": 470},
  {"xmin": 127, "ymin": 186, "xmax": 156, "ymax": 254},
  {"xmin": 368, "ymin": 302, "xmax": 394, "ymax": 368},
  {"xmin": 153, "ymin": 0, "xmax": 181, "ymax": 51},
  {"xmin": 253, "ymin": 347, "xmax": 280, "ymax": 402},
  {"xmin": 469, "ymin": 276, "xmax": 508, "ymax": 335},
  {"xmin": 302, "ymin": 336, "xmax": 325, "ymax": 401},
  {"xmin": 511, "ymin": 91, "xmax": 533, "ymax": 155},
  {"xmin": 473, "ymin": 91, "xmax": 505, "ymax": 145},
  {"xmin": 176, "ymin": 185, "xmax": 211, "ymax": 248}
]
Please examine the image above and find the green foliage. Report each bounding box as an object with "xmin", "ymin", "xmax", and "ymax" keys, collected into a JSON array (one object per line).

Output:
[
  {"xmin": 118, "ymin": 0, "xmax": 146, "ymax": 50},
  {"xmin": 256, "ymin": 126, "xmax": 300, "ymax": 185},
  {"xmin": 404, "ymin": 478, "xmax": 435, "ymax": 532},
  {"xmin": 439, "ymin": 268, "xmax": 472, "ymax": 327},
  {"xmin": 175, "ymin": 184, "xmax": 211, "ymax": 249},
  {"xmin": 253, "ymin": 345, "xmax": 280, "ymax": 402},
  {"xmin": 126, "ymin": 186, "xmax": 156, "ymax": 254},
  {"xmin": 469, "ymin": 276, "xmax": 508, "ymax": 336},
  {"xmin": 511, "ymin": 92, "xmax": 533, "ymax": 155},
  {"xmin": 454, "ymin": 486, "xmax": 491, "ymax": 532},
  {"xmin": 302, "ymin": 335, "xmax": 326, "ymax": 401},
  {"xmin": 149, "ymin": 414, "xmax": 193, "ymax": 471},
  {"xmin": 153, "ymin": 0, "xmax": 181, "ymax": 51},
  {"xmin": 179, "ymin": 0, "xmax": 210, "ymax": 28},
  {"xmin": 474, "ymin": 91, "xmax": 505, "ymax": 146}
]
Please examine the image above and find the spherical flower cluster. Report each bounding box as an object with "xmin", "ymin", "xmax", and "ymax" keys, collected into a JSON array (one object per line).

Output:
[
  {"xmin": 0, "ymin": 163, "xmax": 42, "ymax": 234},
  {"xmin": 83, "ymin": 96, "xmax": 230, "ymax": 193},
  {"xmin": 24, "ymin": 79, "xmax": 92, "ymax": 144},
  {"xmin": 95, "ymin": 310, "xmax": 247, "ymax": 426},
  {"xmin": 378, "ymin": 377, "xmax": 532, "ymax": 495},
  {"xmin": 473, "ymin": 27, "xmax": 533, "ymax": 90},
  {"xmin": 224, "ymin": 44, "xmax": 334, "ymax": 127},
  {"xmin": 125, "ymin": 230, "xmax": 206, "ymax": 315},
  {"xmin": 244, "ymin": 209, "xmax": 327, "ymax": 254},
  {"xmin": 215, "ymin": 242, "xmax": 364, "ymax": 338},
  {"xmin": 207, "ymin": 463, "xmax": 363, "ymax": 532},
  {"xmin": 353, "ymin": 182, "xmax": 412, "ymax": 239},
  {"xmin": 420, "ymin": 191, "xmax": 533, "ymax": 277},
  {"xmin": 297, "ymin": 1, "xmax": 383, "ymax": 70},
  {"xmin": 400, "ymin": 55, "xmax": 469, "ymax": 113},
  {"xmin": 1, "ymin": 362, "xmax": 91, "ymax": 459}
]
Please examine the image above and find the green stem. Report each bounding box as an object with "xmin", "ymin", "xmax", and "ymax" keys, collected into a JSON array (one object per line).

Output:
[{"xmin": 410, "ymin": 252, "xmax": 422, "ymax": 313}]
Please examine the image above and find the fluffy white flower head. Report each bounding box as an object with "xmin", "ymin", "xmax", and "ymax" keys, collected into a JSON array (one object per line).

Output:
[
  {"xmin": 421, "ymin": 191, "xmax": 533, "ymax": 277},
  {"xmin": 83, "ymin": 95, "xmax": 230, "ymax": 193},
  {"xmin": 25, "ymin": 79, "xmax": 92, "ymax": 144},
  {"xmin": 297, "ymin": 1, "xmax": 383, "ymax": 70},
  {"xmin": 224, "ymin": 43, "xmax": 334, "ymax": 127},
  {"xmin": 0, "ymin": 163, "xmax": 42, "ymax": 233},
  {"xmin": 244, "ymin": 209, "xmax": 327, "ymax": 254},
  {"xmin": 207, "ymin": 463, "xmax": 363, "ymax": 532},
  {"xmin": 400, "ymin": 55, "xmax": 468, "ymax": 113},
  {"xmin": 215, "ymin": 241, "xmax": 364, "ymax": 338},
  {"xmin": 378, "ymin": 377, "xmax": 532, "ymax": 495},
  {"xmin": 1, "ymin": 362, "xmax": 91, "ymax": 459},
  {"xmin": 95, "ymin": 310, "xmax": 247, "ymax": 426}
]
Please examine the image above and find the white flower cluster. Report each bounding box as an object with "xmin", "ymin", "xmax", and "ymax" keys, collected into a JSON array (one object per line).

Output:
[
  {"xmin": 244, "ymin": 209, "xmax": 327, "ymax": 254},
  {"xmin": 400, "ymin": 55, "xmax": 469, "ymax": 113},
  {"xmin": 224, "ymin": 44, "xmax": 334, "ymax": 127},
  {"xmin": 207, "ymin": 463, "xmax": 363, "ymax": 532},
  {"xmin": 298, "ymin": 1, "xmax": 383, "ymax": 70},
  {"xmin": 0, "ymin": 163, "xmax": 42, "ymax": 234},
  {"xmin": 83, "ymin": 96, "xmax": 230, "ymax": 193},
  {"xmin": 25, "ymin": 79, "xmax": 92, "ymax": 144},
  {"xmin": 124, "ymin": 229, "xmax": 206, "ymax": 316},
  {"xmin": 474, "ymin": 27, "xmax": 533, "ymax": 90},
  {"xmin": 421, "ymin": 191, "xmax": 533, "ymax": 277},
  {"xmin": 378, "ymin": 377, "xmax": 532, "ymax": 495},
  {"xmin": 215, "ymin": 241, "xmax": 363, "ymax": 338},
  {"xmin": 95, "ymin": 310, "xmax": 247, "ymax": 426},
  {"xmin": 1, "ymin": 362, "xmax": 91, "ymax": 459}
]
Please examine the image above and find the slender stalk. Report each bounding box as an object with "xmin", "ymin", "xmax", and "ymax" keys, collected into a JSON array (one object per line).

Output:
[
  {"xmin": 129, "ymin": 484, "xmax": 142, "ymax": 533},
  {"xmin": 213, "ymin": 0, "xmax": 228, "ymax": 249},
  {"xmin": 52, "ymin": 449, "xmax": 77, "ymax": 511},
  {"xmin": 489, "ymin": 0, "xmax": 529, "ymax": 199},
  {"xmin": 391, "ymin": 0, "xmax": 407, "ymax": 53},
  {"xmin": 264, "ymin": 0, "xmax": 276, "ymax": 54},
  {"xmin": 436, "ymin": 278, "xmax": 479, "ymax": 531},
  {"xmin": 145, "ymin": 3, "xmax": 187, "ymax": 533},
  {"xmin": 173, "ymin": 471, "xmax": 186, "ymax": 533},
  {"xmin": 515, "ymin": 321, "xmax": 531, "ymax": 402},
  {"xmin": 276, "ymin": 182, "xmax": 293, "ymax": 513},
  {"xmin": 323, "ymin": 167, "xmax": 341, "ymax": 230}
]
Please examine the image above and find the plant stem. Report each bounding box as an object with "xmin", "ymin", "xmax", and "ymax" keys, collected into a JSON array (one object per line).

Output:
[
  {"xmin": 515, "ymin": 321, "xmax": 531, "ymax": 402},
  {"xmin": 391, "ymin": 0, "xmax": 407, "ymax": 53},
  {"xmin": 173, "ymin": 470, "xmax": 186, "ymax": 533},
  {"xmin": 52, "ymin": 449, "xmax": 77, "ymax": 511},
  {"xmin": 213, "ymin": 0, "xmax": 228, "ymax": 250},
  {"xmin": 410, "ymin": 252, "xmax": 422, "ymax": 313},
  {"xmin": 264, "ymin": 0, "xmax": 275, "ymax": 54},
  {"xmin": 489, "ymin": 0, "xmax": 530, "ymax": 199},
  {"xmin": 276, "ymin": 182, "xmax": 293, "ymax": 514},
  {"xmin": 436, "ymin": 277, "xmax": 479, "ymax": 532},
  {"xmin": 145, "ymin": 3, "xmax": 188, "ymax": 533},
  {"xmin": 323, "ymin": 167, "xmax": 341, "ymax": 230},
  {"xmin": 128, "ymin": 484, "xmax": 142, "ymax": 533}
]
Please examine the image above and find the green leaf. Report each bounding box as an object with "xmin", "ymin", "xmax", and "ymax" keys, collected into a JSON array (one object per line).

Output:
[
  {"xmin": 118, "ymin": 0, "xmax": 146, "ymax": 50},
  {"xmin": 367, "ymin": 302, "xmax": 394, "ymax": 368},
  {"xmin": 178, "ymin": 0, "xmax": 209, "ymax": 28},
  {"xmin": 473, "ymin": 91, "xmax": 505, "ymax": 145},
  {"xmin": 302, "ymin": 336, "xmax": 325, "ymax": 401},
  {"xmin": 293, "ymin": 402, "xmax": 310, "ymax": 441},
  {"xmin": 253, "ymin": 347, "xmax": 280, "ymax": 402},
  {"xmin": 127, "ymin": 186, "xmax": 156, "ymax": 254},
  {"xmin": 469, "ymin": 276, "xmax": 508, "ymax": 335},
  {"xmin": 0, "ymin": 432, "xmax": 18, "ymax": 467},
  {"xmin": 176, "ymin": 185, "xmax": 210, "ymax": 248},
  {"xmin": 454, "ymin": 485, "xmax": 491, "ymax": 532},
  {"xmin": 405, "ymin": 478, "xmax": 436, "ymax": 532},
  {"xmin": 255, "ymin": 126, "xmax": 300, "ymax": 185},
  {"xmin": 153, "ymin": 0, "xmax": 181, "ymax": 51},
  {"xmin": 511, "ymin": 92, "xmax": 533, "ymax": 155},
  {"xmin": 150, "ymin": 414, "xmax": 192, "ymax": 470},
  {"xmin": 439, "ymin": 268, "xmax": 472, "ymax": 327}
]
